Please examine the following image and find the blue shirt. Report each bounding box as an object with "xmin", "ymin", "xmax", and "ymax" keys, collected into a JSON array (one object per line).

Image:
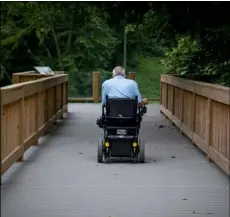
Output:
[{"xmin": 101, "ymin": 75, "xmax": 142, "ymax": 104}]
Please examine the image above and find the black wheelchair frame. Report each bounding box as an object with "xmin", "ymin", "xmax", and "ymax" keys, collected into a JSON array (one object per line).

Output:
[{"xmin": 97, "ymin": 96, "xmax": 147, "ymax": 163}]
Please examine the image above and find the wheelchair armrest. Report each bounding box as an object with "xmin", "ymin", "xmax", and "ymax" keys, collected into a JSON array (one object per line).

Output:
[
  {"xmin": 102, "ymin": 104, "xmax": 107, "ymax": 117},
  {"xmin": 142, "ymin": 105, "xmax": 147, "ymax": 114},
  {"xmin": 139, "ymin": 105, "xmax": 147, "ymax": 116}
]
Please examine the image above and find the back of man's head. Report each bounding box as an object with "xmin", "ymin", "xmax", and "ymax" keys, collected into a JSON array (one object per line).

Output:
[{"xmin": 112, "ymin": 66, "xmax": 126, "ymax": 77}]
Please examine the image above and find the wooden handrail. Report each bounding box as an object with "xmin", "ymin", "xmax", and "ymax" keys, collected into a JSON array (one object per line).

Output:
[
  {"xmin": 1, "ymin": 74, "xmax": 68, "ymax": 179},
  {"xmin": 160, "ymin": 74, "xmax": 230, "ymax": 175},
  {"xmin": 11, "ymin": 70, "xmax": 160, "ymax": 103}
]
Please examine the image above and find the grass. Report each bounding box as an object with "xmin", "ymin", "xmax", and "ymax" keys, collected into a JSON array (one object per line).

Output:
[
  {"xmin": 134, "ymin": 56, "xmax": 165, "ymax": 99},
  {"xmin": 67, "ymin": 56, "xmax": 166, "ymax": 99}
]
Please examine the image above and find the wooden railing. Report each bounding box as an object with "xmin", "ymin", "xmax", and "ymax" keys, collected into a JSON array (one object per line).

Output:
[
  {"xmin": 0, "ymin": 74, "xmax": 68, "ymax": 179},
  {"xmin": 12, "ymin": 71, "xmax": 64, "ymax": 84},
  {"xmin": 160, "ymin": 74, "xmax": 230, "ymax": 175},
  {"xmin": 68, "ymin": 71, "xmax": 137, "ymax": 103},
  {"xmin": 13, "ymin": 71, "xmax": 160, "ymax": 103}
]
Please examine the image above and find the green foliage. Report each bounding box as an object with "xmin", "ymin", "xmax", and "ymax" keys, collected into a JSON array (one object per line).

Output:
[
  {"xmin": 161, "ymin": 35, "xmax": 230, "ymax": 87},
  {"xmin": 1, "ymin": 2, "xmax": 120, "ymax": 91},
  {"xmin": 161, "ymin": 36, "xmax": 201, "ymax": 75},
  {"xmin": 1, "ymin": 2, "xmax": 229, "ymax": 90},
  {"xmin": 135, "ymin": 56, "xmax": 166, "ymax": 98}
]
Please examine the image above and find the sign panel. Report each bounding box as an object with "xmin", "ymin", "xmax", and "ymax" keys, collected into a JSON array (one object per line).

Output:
[{"xmin": 34, "ymin": 66, "xmax": 54, "ymax": 75}]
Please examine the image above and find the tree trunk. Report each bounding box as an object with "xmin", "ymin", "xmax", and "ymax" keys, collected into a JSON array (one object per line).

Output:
[{"xmin": 52, "ymin": 26, "xmax": 62, "ymax": 68}]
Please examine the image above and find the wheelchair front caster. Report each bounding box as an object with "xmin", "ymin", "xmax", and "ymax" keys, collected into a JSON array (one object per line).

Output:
[
  {"xmin": 139, "ymin": 139, "xmax": 145, "ymax": 163},
  {"xmin": 97, "ymin": 138, "xmax": 104, "ymax": 163}
]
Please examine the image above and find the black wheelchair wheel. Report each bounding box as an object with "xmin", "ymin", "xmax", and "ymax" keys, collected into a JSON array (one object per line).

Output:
[
  {"xmin": 139, "ymin": 139, "xmax": 145, "ymax": 163},
  {"xmin": 97, "ymin": 138, "xmax": 104, "ymax": 163}
]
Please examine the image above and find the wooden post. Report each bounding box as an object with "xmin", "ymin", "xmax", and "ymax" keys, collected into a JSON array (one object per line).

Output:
[
  {"xmin": 63, "ymin": 82, "xmax": 66, "ymax": 108},
  {"xmin": 17, "ymin": 87, "xmax": 24, "ymax": 162},
  {"xmin": 59, "ymin": 84, "xmax": 64, "ymax": 119},
  {"xmin": 165, "ymin": 84, "xmax": 168, "ymax": 109},
  {"xmin": 12, "ymin": 74, "xmax": 20, "ymax": 84},
  {"xmin": 34, "ymin": 92, "xmax": 39, "ymax": 145},
  {"xmin": 128, "ymin": 72, "xmax": 135, "ymax": 80},
  {"xmin": 171, "ymin": 86, "xmax": 175, "ymax": 125},
  {"xmin": 191, "ymin": 84, "xmax": 196, "ymax": 146},
  {"xmin": 207, "ymin": 98, "xmax": 213, "ymax": 162},
  {"xmin": 180, "ymin": 89, "xmax": 184, "ymax": 134},
  {"xmin": 62, "ymin": 82, "xmax": 68, "ymax": 118},
  {"xmin": 52, "ymin": 87, "xmax": 55, "ymax": 117},
  {"xmin": 65, "ymin": 81, "xmax": 68, "ymax": 113},
  {"xmin": 45, "ymin": 89, "xmax": 49, "ymax": 122},
  {"xmin": 62, "ymin": 82, "xmax": 65, "ymax": 111},
  {"xmin": 93, "ymin": 71, "xmax": 100, "ymax": 103},
  {"xmin": 54, "ymin": 86, "xmax": 57, "ymax": 114}
]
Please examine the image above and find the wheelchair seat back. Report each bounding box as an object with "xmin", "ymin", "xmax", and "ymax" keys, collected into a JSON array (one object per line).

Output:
[
  {"xmin": 103, "ymin": 97, "xmax": 138, "ymax": 128},
  {"xmin": 106, "ymin": 98, "xmax": 137, "ymax": 117}
]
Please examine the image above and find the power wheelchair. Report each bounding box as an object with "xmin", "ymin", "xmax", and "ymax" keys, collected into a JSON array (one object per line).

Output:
[{"xmin": 97, "ymin": 96, "xmax": 147, "ymax": 163}]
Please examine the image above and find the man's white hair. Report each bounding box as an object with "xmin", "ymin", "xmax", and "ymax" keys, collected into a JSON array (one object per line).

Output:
[{"xmin": 112, "ymin": 66, "xmax": 126, "ymax": 77}]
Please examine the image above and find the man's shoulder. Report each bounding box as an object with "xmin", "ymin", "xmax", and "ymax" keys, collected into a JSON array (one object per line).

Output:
[
  {"xmin": 126, "ymin": 78, "xmax": 138, "ymax": 86},
  {"xmin": 103, "ymin": 77, "xmax": 137, "ymax": 86},
  {"xmin": 102, "ymin": 78, "xmax": 113, "ymax": 86}
]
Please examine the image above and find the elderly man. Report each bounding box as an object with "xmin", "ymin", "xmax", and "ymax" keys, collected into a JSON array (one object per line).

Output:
[
  {"xmin": 96, "ymin": 66, "xmax": 147, "ymax": 128},
  {"xmin": 101, "ymin": 66, "xmax": 147, "ymax": 105}
]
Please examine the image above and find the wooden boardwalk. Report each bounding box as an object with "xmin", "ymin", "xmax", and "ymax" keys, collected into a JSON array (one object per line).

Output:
[{"xmin": 1, "ymin": 104, "xmax": 229, "ymax": 217}]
